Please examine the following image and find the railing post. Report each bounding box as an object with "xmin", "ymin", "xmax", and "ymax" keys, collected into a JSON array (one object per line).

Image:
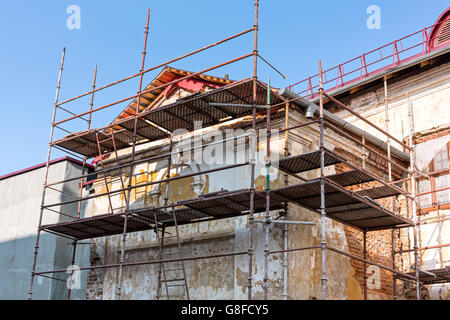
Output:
[
  {"xmin": 362, "ymin": 53, "xmax": 368, "ymax": 78},
  {"xmin": 307, "ymin": 76, "xmax": 313, "ymax": 98},
  {"xmin": 423, "ymin": 28, "xmax": 430, "ymax": 54}
]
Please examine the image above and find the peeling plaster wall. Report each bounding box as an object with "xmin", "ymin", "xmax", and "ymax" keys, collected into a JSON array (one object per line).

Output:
[
  {"xmin": 282, "ymin": 110, "xmax": 373, "ymax": 300},
  {"xmin": 85, "ymin": 104, "xmax": 391, "ymax": 300}
]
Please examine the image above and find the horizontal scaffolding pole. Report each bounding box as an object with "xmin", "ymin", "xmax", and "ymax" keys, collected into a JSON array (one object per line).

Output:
[
  {"xmin": 257, "ymin": 54, "xmax": 286, "ymax": 79},
  {"xmin": 47, "ymin": 131, "xmax": 254, "ymax": 188},
  {"xmin": 391, "ymin": 216, "xmax": 450, "ymax": 230},
  {"xmin": 53, "ymin": 53, "xmax": 254, "ymax": 126},
  {"xmin": 43, "ymin": 162, "xmax": 249, "ymax": 209},
  {"xmin": 396, "ymin": 243, "xmax": 450, "ymax": 254},
  {"xmin": 56, "ymin": 105, "xmax": 89, "ymax": 122},
  {"xmin": 325, "ymin": 176, "xmax": 413, "ymax": 226},
  {"xmin": 33, "ymin": 250, "xmax": 249, "ymax": 275},
  {"xmin": 269, "ymin": 245, "xmax": 321, "ymax": 255},
  {"xmin": 254, "ymin": 218, "xmax": 315, "ymax": 225},
  {"xmin": 44, "ymin": 207, "xmax": 79, "ymax": 220},
  {"xmin": 209, "ymin": 102, "xmax": 266, "ymax": 109},
  {"xmin": 416, "ymin": 186, "xmax": 450, "ymax": 197},
  {"xmin": 46, "ymin": 185, "xmax": 81, "ymax": 200},
  {"xmin": 323, "ymin": 92, "xmax": 411, "ymax": 151},
  {"xmin": 279, "ymin": 120, "xmax": 318, "ymax": 133},
  {"xmin": 324, "ymin": 146, "xmax": 413, "ymax": 201},
  {"xmin": 56, "ymin": 27, "xmax": 255, "ymax": 107},
  {"xmin": 326, "ymin": 246, "xmax": 418, "ymax": 281},
  {"xmin": 36, "ymin": 274, "xmax": 67, "ymax": 282},
  {"xmin": 54, "ymin": 125, "xmax": 73, "ymax": 135},
  {"xmin": 52, "ymin": 145, "xmax": 86, "ymax": 161},
  {"xmin": 324, "ymin": 120, "xmax": 411, "ymax": 176}
]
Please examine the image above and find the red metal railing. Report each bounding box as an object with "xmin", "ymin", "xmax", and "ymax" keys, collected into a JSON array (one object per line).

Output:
[{"xmin": 288, "ymin": 20, "xmax": 450, "ymax": 99}]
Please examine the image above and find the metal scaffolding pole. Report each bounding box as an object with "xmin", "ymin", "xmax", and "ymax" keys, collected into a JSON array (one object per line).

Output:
[
  {"xmin": 283, "ymin": 101, "xmax": 290, "ymax": 301},
  {"xmin": 117, "ymin": 9, "xmax": 151, "ymax": 300},
  {"xmin": 363, "ymin": 230, "xmax": 368, "ymax": 300},
  {"xmin": 164, "ymin": 138, "xmax": 173, "ymax": 207},
  {"xmin": 88, "ymin": 65, "xmax": 97, "ymax": 130},
  {"xmin": 384, "ymin": 76, "xmax": 398, "ymax": 300},
  {"xmin": 384, "ymin": 76, "xmax": 392, "ymax": 182},
  {"xmin": 319, "ymin": 60, "xmax": 328, "ymax": 300},
  {"xmin": 392, "ymin": 228, "xmax": 397, "ymax": 300},
  {"xmin": 407, "ymin": 93, "xmax": 421, "ymax": 300},
  {"xmin": 263, "ymin": 77, "xmax": 271, "ymax": 300},
  {"xmin": 247, "ymin": 0, "xmax": 259, "ymax": 301},
  {"xmin": 28, "ymin": 47, "xmax": 66, "ymax": 300},
  {"xmin": 155, "ymin": 137, "xmax": 173, "ymax": 300},
  {"xmin": 56, "ymin": 28, "xmax": 254, "ymax": 108}
]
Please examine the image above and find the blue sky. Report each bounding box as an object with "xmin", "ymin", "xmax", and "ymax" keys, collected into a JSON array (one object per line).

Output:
[{"xmin": 0, "ymin": 1, "xmax": 448, "ymax": 175}]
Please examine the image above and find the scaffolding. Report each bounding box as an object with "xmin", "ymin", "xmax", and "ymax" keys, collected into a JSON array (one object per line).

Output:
[{"xmin": 28, "ymin": 2, "xmax": 449, "ymax": 300}]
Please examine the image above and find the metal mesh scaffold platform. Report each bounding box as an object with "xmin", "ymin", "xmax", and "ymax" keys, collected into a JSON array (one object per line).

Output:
[{"xmin": 41, "ymin": 167, "xmax": 412, "ymax": 240}]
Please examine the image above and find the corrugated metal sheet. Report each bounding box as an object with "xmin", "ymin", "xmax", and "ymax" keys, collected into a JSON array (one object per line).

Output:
[
  {"xmin": 52, "ymin": 79, "xmax": 285, "ymax": 158},
  {"xmin": 279, "ymin": 148, "xmax": 341, "ymax": 173},
  {"xmin": 270, "ymin": 170, "xmax": 411, "ymax": 230}
]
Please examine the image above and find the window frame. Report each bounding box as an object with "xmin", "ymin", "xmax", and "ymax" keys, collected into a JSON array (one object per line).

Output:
[{"xmin": 416, "ymin": 141, "xmax": 450, "ymax": 214}]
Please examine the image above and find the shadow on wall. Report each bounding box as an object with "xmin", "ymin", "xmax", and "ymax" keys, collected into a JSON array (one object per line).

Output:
[{"xmin": 0, "ymin": 233, "xmax": 89, "ymax": 300}]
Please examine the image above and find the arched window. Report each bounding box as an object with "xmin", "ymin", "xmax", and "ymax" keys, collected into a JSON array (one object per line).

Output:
[{"xmin": 430, "ymin": 8, "xmax": 450, "ymax": 50}]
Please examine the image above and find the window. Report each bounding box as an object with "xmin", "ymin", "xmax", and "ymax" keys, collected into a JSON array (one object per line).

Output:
[
  {"xmin": 436, "ymin": 174, "xmax": 450, "ymax": 204},
  {"xmin": 417, "ymin": 179, "xmax": 432, "ymax": 208},
  {"xmin": 416, "ymin": 142, "xmax": 450, "ymax": 213},
  {"xmin": 434, "ymin": 147, "xmax": 449, "ymax": 171}
]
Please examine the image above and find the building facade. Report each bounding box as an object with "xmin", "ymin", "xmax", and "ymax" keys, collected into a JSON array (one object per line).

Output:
[{"xmin": 0, "ymin": 158, "xmax": 90, "ymax": 299}]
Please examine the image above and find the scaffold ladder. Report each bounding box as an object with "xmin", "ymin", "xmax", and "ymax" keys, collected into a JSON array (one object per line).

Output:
[{"xmin": 154, "ymin": 208, "xmax": 190, "ymax": 300}]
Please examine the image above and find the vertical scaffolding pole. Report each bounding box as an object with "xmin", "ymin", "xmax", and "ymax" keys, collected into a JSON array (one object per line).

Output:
[
  {"xmin": 319, "ymin": 60, "xmax": 328, "ymax": 300},
  {"xmin": 76, "ymin": 158, "xmax": 88, "ymax": 220},
  {"xmin": 391, "ymin": 228, "xmax": 397, "ymax": 299},
  {"xmin": 384, "ymin": 77, "xmax": 392, "ymax": 182},
  {"xmin": 29, "ymin": 47, "xmax": 66, "ymax": 300},
  {"xmin": 407, "ymin": 93, "xmax": 421, "ymax": 300},
  {"xmin": 363, "ymin": 230, "xmax": 367, "ymax": 300},
  {"xmin": 68, "ymin": 156, "xmax": 88, "ymax": 300},
  {"xmin": 283, "ymin": 102, "xmax": 290, "ymax": 301},
  {"xmin": 117, "ymin": 9, "xmax": 151, "ymax": 299},
  {"xmin": 247, "ymin": 0, "xmax": 259, "ymax": 300},
  {"xmin": 362, "ymin": 132, "xmax": 366, "ymax": 170},
  {"xmin": 156, "ymin": 137, "xmax": 173, "ymax": 299},
  {"xmin": 263, "ymin": 78, "xmax": 271, "ymax": 300},
  {"xmin": 384, "ymin": 76, "xmax": 396, "ymax": 300},
  {"xmin": 164, "ymin": 138, "xmax": 173, "ymax": 207},
  {"xmin": 88, "ymin": 65, "xmax": 97, "ymax": 130}
]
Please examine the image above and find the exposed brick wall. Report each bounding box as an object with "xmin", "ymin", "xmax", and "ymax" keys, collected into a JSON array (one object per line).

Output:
[
  {"xmin": 333, "ymin": 147, "xmax": 405, "ymax": 299},
  {"xmin": 413, "ymin": 127, "xmax": 450, "ymax": 145},
  {"xmin": 343, "ymin": 227, "xmax": 397, "ymax": 299},
  {"xmin": 85, "ymin": 242, "xmax": 105, "ymax": 300}
]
